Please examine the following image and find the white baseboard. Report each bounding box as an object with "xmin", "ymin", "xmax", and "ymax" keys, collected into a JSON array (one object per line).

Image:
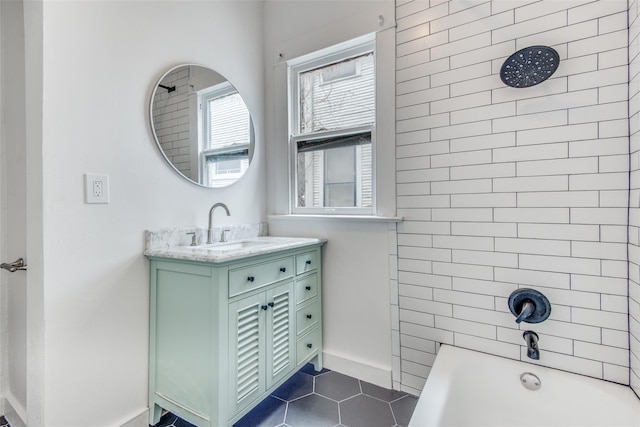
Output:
[
  {"xmin": 4, "ymin": 391, "xmax": 26, "ymax": 427},
  {"xmin": 118, "ymin": 408, "xmax": 148, "ymax": 427},
  {"xmin": 1, "ymin": 396, "xmax": 148, "ymax": 427},
  {"xmin": 322, "ymin": 350, "xmax": 392, "ymax": 389}
]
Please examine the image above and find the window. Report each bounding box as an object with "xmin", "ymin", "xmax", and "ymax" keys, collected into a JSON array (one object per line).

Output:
[
  {"xmin": 289, "ymin": 36, "xmax": 375, "ymax": 215},
  {"xmin": 199, "ymin": 82, "xmax": 252, "ymax": 187}
]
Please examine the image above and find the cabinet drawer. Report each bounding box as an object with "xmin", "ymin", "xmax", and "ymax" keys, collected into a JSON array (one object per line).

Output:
[
  {"xmin": 296, "ymin": 327, "xmax": 322, "ymax": 365},
  {"xmin": 296, "ymin": 299, "xmax": 320, "ymax": 337},
  {"xmin": 295, "ymin": 273, "xmax": 317, "ymax": 305},
  {"xmin": 229, "ymin": 257, "xmax": 294, "ymax": 297},
  {"xmin": 296, "ymin": 251, "xmax": 318, "ymax": 275}
]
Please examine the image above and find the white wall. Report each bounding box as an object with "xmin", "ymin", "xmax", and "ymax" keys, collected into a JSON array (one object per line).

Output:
[
  {"xmin": 23, "ymin": 0, "xmax": 45, "ymax": 424},
  {"xmin": 1, "ymin": 1, "xmax": 29, "ymax": 425},
  {"xmin": 24, "ymin": 1, "xmax": 266, "ymax": 425},
  {"xmin": 394, "ymin": 0, "xmax": 630, "ymax": 394},
  {"xmin": 264, "ymin": 0, "xmax": 398, "ymax": 387}
]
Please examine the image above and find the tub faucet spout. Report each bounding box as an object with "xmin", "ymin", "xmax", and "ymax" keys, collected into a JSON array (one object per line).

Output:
[
  {"xmin": 523, "ymin": 331, "xmax": 539, "ymax": 360},
  {"xmin": 207, "ymin": 202, "xmax": 230, "ymax": 244}
]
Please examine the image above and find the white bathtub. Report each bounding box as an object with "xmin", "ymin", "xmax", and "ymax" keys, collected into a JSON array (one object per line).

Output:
[{"xmin": 408, "ymin": 345, "xmax": 640, "ymax": 427}]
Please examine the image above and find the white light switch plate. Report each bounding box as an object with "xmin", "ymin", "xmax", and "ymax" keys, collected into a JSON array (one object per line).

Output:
[{"xmin": 84, "ymin": 173, "xmax": 110, "ymax": 204}]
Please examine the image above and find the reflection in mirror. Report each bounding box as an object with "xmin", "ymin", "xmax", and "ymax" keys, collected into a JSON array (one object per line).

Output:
[{"xmin": 150, "ymin": 65, "xmax": 254, "ymax": 187}]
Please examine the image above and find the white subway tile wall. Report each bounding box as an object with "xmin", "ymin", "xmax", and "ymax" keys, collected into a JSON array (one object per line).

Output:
[
  {"xmin": 629, "ymin": 0, "xmax": 640, "ymax": 399},
  {"xmin": 395, "ymin": 0, "xmax": 631, "ymax": 395},
  {"xmin": 389, "ymin": 221, "xmax": 402, "ymax": 390},
  {"xmin": 151, "ymin": 67, "xmax": 192, "ymax": 178}
]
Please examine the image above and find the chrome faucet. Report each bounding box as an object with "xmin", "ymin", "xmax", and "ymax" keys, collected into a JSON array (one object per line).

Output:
[
  {"xmin": 207, "ymin": 202, "xmax": 230, "ymax": 244},
  {"xmin": 523, "ymin": 331, "xmax": 540, "ymax": 360}
]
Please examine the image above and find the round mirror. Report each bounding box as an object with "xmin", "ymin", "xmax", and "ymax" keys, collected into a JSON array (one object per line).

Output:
[{"xmin": 150, "ymin": 64, "xmax": 254, "ymax": 188}]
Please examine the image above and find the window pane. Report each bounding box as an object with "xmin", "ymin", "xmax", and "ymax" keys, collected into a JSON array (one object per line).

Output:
[
  {"xmin": 208, "ymin": 93, "xmax": 250, "ymax": 149},
  {"xmin": 205, "ymin": 157, "xmax": 249, "ymax": 187},
  {"xmin": 299, "ymin": 52, "xmax": 374, "ymax": 134},
  {"xmin": 324, "ymin": 145, "xmax": 355, "ymax": 184},
  {"xmin": 213, "ymin": 158, "xmax": 242, "ymax": 174},
  {"xmin": 296, "ymin": 133, "xmax": 372, "ymax": 209},
  {"xmin": 324, "ymin": 146, "xmax": 355, "ymax": 207},
  {"xmin": 325, "ymin": 183, "xmax": 356, "ymax": 207}
]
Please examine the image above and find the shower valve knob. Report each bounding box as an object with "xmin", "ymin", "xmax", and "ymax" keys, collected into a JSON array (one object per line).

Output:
[
  {"xmin": 508, "ymin": 289, "xmax": 551, "ymax": 324},
  {"xmin": 515, "ymin": 300, "xmax": 535, "ymax": 323}
]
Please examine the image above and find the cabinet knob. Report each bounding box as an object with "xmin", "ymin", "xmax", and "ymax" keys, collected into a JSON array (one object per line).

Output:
[
  {"xmin": 306, "ymin": 343, "xmax": 313, "ymax": 349},
  {"xmin": 247, "ymin": 276, "xmax": 255, "ymax": 282},
  {"xmin": 280, "ymin": 267, "xmax": 286, "ymax": 273},
  {"xmin": 261, "ymin": 305, "xmax": 268, "ymax": 311},
  {"xmin": 306, "ymin": 314, "xmax": 312, "ymax": 319},
  {"xmin": 268, "ymin": 302, "xmax": 275, "ymax": 307},
  {"xmin": 305, "ymin": 286, "xmax": 311, "ymax": 291},
  {"xmin": 306, "ymin": 260, "xmax": 312, "ymax": 265}
]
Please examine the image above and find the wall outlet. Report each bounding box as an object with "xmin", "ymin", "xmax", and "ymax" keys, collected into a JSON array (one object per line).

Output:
[
  {"xmin": 93, "ymin": 180, "xmax": 103, "ymax": 198},
  {"xmin": 84, "ymin": 174, "xmax": 109, "ymax": 204}
]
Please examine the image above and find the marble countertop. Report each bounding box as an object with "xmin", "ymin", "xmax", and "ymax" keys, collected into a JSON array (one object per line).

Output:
[{"xmin": 144, "ymin": 236, "xmax": 326, "ymax": 263}]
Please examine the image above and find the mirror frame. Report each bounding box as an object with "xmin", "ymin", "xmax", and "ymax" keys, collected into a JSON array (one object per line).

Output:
[{"xmin": 149, "ymin": 63, "xmax": 254, "ymax": 188}]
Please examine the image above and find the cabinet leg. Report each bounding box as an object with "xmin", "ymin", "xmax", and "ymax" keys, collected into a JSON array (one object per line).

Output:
[
  {"xmin": 149, "ymin": 403, "xmax": 163, "ymax": 426},
  {"xmin": 312, "ymin": 352, "xmax": 323, "ymax": 372}
]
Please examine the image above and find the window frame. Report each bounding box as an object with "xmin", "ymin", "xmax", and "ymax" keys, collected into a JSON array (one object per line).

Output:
[
  {"xmin": 288, "ymin": 35, "xmax": 376, "ymax": 216},
  {"xmin": 198, "ymin": 81, "xmax": 253, "ymax": 186}
]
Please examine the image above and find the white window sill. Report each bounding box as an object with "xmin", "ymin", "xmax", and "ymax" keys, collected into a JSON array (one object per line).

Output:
[{"xmin": 269, "ymin": 214, "xmax": 403, "ymax": 223}]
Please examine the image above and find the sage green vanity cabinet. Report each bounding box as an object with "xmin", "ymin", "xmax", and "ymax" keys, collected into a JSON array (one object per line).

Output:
[{"xmin": 147, "ymin": 244, "xmax": 323, "ymax": 427}]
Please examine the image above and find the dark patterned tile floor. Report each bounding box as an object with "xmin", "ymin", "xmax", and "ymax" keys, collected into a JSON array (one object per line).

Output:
[{"xmin": 152, "ymin": 364, "xmax": 418, "ymax": 427}]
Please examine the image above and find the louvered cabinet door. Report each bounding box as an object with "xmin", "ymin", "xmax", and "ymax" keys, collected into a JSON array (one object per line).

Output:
[
  {"xmin": 265, "ymin": 281, "xmax": 295, "ymax": 389},
  {"xmin": 228, "ymin": 293, "xmax": 265, "ymax": 416}
]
